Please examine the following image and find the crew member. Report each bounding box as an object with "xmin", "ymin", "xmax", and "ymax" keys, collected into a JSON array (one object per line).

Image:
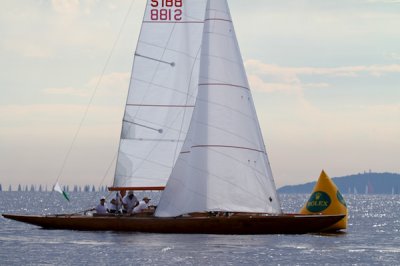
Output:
[
  {"xmin": 95, "ymin": 196, "xmax": 108, "ymax": 214},
  {"xmin": 122, "ymin": 191, "xmax": 139, "ymax": 213},
  {"xmin": 133, "ymin": 197, "xmax": 151, "ymax": 214}
]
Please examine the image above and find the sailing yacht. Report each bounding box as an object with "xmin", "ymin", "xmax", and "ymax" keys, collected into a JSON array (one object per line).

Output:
[{"xmin": 2, "ymin": 0, "xmax": 345, "ymax": 234}]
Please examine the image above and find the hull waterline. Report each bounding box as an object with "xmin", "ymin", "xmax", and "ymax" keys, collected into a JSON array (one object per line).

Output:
[{"xmin": 2, "ymin": 213, "xmax": 345, "ymax": 234}]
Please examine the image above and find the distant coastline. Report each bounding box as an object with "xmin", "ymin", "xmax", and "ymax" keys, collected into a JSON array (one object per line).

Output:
[
  {"xmin": 2, "ymin": 172, "xmax": 399, "ymax": 194},
  {"xmin": 278, "ymin": 172, "xmax": 400, "ymax": 194}
]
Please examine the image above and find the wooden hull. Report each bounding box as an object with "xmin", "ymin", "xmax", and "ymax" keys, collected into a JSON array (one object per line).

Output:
[{"xmin": 2, "ymin": 213, "xmax": 345, "ymax": 234}]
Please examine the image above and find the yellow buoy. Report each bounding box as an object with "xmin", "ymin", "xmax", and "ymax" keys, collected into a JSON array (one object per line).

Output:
[{"xmin": 299, "ymin": 170, "xmax": 348, "ymax": 231}]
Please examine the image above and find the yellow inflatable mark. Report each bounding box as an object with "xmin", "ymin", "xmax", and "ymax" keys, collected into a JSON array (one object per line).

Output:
[{"xmin": 300, "ymin": 170, "xmax": 348, "ymax": 231}]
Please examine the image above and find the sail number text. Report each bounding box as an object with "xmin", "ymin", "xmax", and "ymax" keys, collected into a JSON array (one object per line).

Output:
[{"xmin": 150, "ymin": 0, "xmax": 182, "ymax": 21}]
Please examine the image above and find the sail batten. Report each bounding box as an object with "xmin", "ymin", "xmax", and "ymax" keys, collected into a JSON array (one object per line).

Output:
[
  {"xmin": 199, "ymin": 83, "xmax": 249, "ymax": 90},
  {"xmin": 204, "ymin": 18, "xmax": 232, "ymax": 22},
  {"xmin": 191, "ymin": 145, "xmax": 266, "ymax": 153}
]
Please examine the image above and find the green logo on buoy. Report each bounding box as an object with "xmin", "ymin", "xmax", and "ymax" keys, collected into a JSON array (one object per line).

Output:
[
  {"xmin": 336, "ymin": 190, "xmax": 347, "ymax": 207},
  {"xmin": 306, "ymin": 191, "xmax": 331, "ymax": 212}
]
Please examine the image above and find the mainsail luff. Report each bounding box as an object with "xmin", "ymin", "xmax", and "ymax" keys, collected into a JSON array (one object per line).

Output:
[
  {"xmin": 113, "ymin": 0, "xmax": 207, "ymax": 188},
  {"xmin": 155, "ymin": 0, "xmax": 282, "ymax": 217}
]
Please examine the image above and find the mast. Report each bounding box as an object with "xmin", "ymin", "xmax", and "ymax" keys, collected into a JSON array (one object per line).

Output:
[{"xmin": 155, "ymin": 0, "xmax": 282, "ymax": 217}]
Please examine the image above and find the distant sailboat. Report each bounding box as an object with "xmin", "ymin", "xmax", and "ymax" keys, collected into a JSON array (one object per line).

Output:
[
  {"xmin": 2, "ymin": 0, "xmax": 345, "ymax": 234},
  {"xmin": 368, "ymin": 182, "xmax": 374, "ymax": 194}
]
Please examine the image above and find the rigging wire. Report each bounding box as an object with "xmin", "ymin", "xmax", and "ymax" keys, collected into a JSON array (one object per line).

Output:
[{"xmin": 52, "ymin": 0, "xmax": 137, "ymax": 196}]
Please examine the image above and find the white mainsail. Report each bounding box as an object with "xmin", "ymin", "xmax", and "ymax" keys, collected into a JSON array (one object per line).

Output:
[
  {"xmin": 113, "ymin": 0, "xmax": 207, "ymax": 188},
  {"xmin": 156, "ymin": 0, "xmax": 282, "ymax": 217}
]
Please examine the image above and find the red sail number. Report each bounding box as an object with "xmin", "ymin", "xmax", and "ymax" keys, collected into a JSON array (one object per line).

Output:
[
  {"xmin": 151, "ymin": 0, "xmax": 182, "ymax": 7},
  {"xmin": 150, "ymin": 0, "xmax": 182, "ymax": 21}
]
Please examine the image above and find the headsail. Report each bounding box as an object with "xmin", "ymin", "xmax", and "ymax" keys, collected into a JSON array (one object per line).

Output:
[
  {"xmin": 156, "ymin": 0, "xmax": 282, "ymax": 217},
  {"xmin": 113, "ymin": 0, "xmax": 207, "ymax": 189}
]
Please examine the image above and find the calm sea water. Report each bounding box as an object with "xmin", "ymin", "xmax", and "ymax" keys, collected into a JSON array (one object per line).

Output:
[{"xmin": 0, "ymin": 192, "xmax": 399, "ymax": 265}]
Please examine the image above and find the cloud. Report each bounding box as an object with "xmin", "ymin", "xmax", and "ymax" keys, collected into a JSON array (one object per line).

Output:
[
  {"xmin": 303, "ymin": 83, "xmax": 330, "ymax": 89},
  {"xmin": 51, "ymin": 0, "xmax": 80, "ymax": 16},
  {"xmin": 0, "ymin": 104, "xmax": 84, "ymax": 120},
  {"xmin": 88, "ymin": 72, "xmax": 130, "ymax": 94},
  {"xmin": 245, "ymin": 59, "xmax": 400, "ymax": 93},
  {"xmin": 0, "ymin": 103, "xmax": 123, "ymax": 135},
  {"xmin": 246, "ymin": 59, "xmax": 400, "ymax": 77},
  {"xmin": 361, "ymin": 103, "xmax": 400, "ymax": 114},
  {"xmin": 367, "ymin": 0, "xmax": 400, "ymax": 3},
  {"xmin": 385, "ymin": 52, "xmax": 400, "ymax": 61},
  {"xmin": 2, "ymin": 40, "xmax": 52, "ymax": 58},
  {"xmin": 43, "ymin": 87, "xmax": 89, "ymax": 97},
  {"xmin": 42, "ymin": 72, "xmax": 130, "ymax": 97},
  {"xmin": 50, "ymin": 0, "xmax": 131, "ymax": 16},
  {"xmin": 247, "ymin": 74, "xmax": 301, "ymax": 94}
]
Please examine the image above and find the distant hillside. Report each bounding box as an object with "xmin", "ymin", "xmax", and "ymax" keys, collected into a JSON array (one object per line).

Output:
[{"xmin": 278, "ymin": 172, "xmax": 400, "ymax": 194}]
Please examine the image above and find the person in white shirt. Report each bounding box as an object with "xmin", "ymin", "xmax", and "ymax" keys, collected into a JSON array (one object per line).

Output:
[
  {"xmin": 95, "ymin": 196, "xmax": 108, "ymax": 214},
  {"xmin": 108, "ymin": 192, "xmax": 122, "ymax": 213},
  {"xmin": 122, "ymin": 191, "xmax": 139, "ymax": 213},
  {"xmin": 133, "ymin": 197, "xmax": 151, "ymax": 214}
]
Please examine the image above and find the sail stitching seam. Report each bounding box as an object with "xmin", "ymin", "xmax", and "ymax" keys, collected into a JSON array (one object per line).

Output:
[
  {"xmin": 131, "ymin": 77, "xmax": 196, "ymax": 98},
  {"xmin": 191, "ymin": 145, "xmax": 266, "ymax": 154},
  {"xmin": 126, "ymin": 104, "xmax": 195, "ymax": 107}
]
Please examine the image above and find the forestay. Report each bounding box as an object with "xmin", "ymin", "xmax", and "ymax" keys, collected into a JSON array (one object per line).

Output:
[
  {"xmin": 156, "ymin": 0, "xmax": 282, "ymax": 217},
  {"xmin": 113, "ymin": 0, "xmax": 207, "ymax": 189}
]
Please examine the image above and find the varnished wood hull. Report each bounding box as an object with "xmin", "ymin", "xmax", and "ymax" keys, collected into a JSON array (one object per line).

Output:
[{"xmin": 2, "ymin": 213, "xmax": 345, "ymax": 234}]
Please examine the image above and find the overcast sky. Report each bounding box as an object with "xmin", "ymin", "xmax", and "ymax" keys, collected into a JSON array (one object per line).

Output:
[{"xmin": 1, "ymin": 0, "xmax": 399, "ymax": 189}]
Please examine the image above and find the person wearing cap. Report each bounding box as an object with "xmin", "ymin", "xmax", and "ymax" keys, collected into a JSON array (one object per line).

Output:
[
  {"xmin": 122, "ymin": 191, "xmax": 139, "ymax": 214},
  {"xmin": 95, "ymin": 196, "xmax": 108, "ymax": 214},
  {"xmin": 132, "ymin": 197, "xmax": 151, "ymax": 214}
]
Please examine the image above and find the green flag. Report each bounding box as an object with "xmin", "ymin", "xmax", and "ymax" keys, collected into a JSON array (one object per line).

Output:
[{"xmin": 53, "ymin": 182, "xmax": 70, "ymax": 201}]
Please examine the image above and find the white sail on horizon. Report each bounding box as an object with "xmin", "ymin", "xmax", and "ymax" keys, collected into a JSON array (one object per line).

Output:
[{"xmin": 156, "ymin": 0, "xmax": 282, "ymax": 217}]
